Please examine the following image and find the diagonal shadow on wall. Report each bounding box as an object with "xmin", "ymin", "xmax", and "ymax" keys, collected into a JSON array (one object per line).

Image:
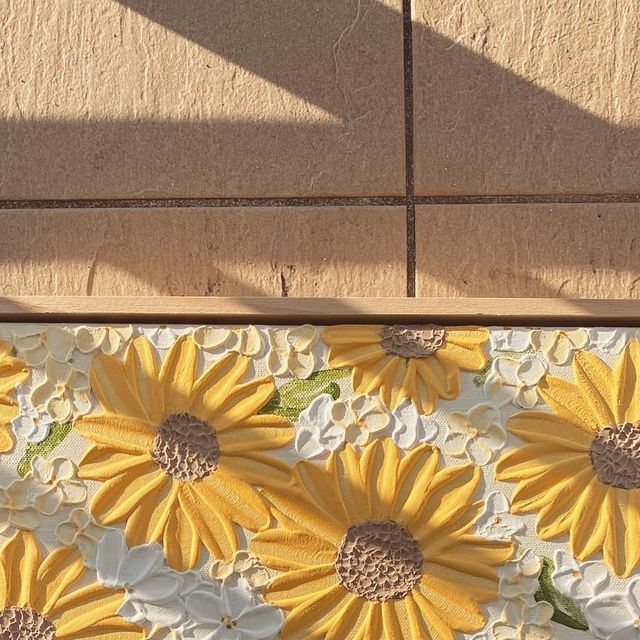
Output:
[{"xmin": 0, "ymin": 0, "xmax": 639, "ymax": 301}]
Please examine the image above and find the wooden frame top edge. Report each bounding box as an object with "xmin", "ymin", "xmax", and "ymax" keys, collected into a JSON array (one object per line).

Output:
[{"xmin": 0, "ymin": 297, "xmax": 638, "ymax": 326}]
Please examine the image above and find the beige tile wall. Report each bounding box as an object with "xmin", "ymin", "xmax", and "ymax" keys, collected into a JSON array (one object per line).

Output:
[{"xmin": 0, "ymin": 0, "xmax": 637, "ymax": 298}]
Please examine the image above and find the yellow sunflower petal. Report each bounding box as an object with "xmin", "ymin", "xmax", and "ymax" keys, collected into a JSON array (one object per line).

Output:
[
  {"xmin": 180, "ymin": 484, "xmax": 237, "ymax": 561},
  {"xmin": 329, "ymin": 445, "xmax": 370, "ymax": 525},
  {"xmin": 360, "ymin": 439, "xmax": 399, "ymax": 519},
  {"xmin": 90, "ymin": 352, "xmax": 148, "ymax": 420},
  {"xmin": 418, "ymin": 575, "xmax": 485, "ymax": 633},
  {"xmin": 434, "ymin": 535, "xmax": 513, "ymax": 569},
  {"xmin": 511, "ymin": 466, "xmax": 591, "ymax": 516},
  {"xmin": 0, "ymin": 422, "xmax": 15, "ymax": 453},
  {"xmin": 90, "ymin": 463, "xmax": 165, "ymax": 523},
  {"xmin": 437, "ymin": 342, "xmax": 487, "ymax": 372},
  {"xmin": 537, "ymin": 376, "xmax": 600, "ymax": 433},
  {"xmin": 327, "ymin": 343, "xmax": 387, "ymax": 369},
  {"xmin": 189, "ymin": 353, "xmax": 249, "ymax": 423},
  {"xmin": 382, "ymin": 600, "xmax": 412, "ymax": 640},
  {"xmin": 412, "ymin": 464, "xmax": 480, "ymax": 536},
  {"xmin": 250, "ymin": 529, "xmax": 337, "ymax": 570},
  {"xmin": 51, "ymin": 585, "xmax": 138, "ymax": 637},
  {"xmin": 217, "ymin": 424, "xmax": 293, "ymax": 454},
  {"xmin": 35, "ymin": 547, "xmax": 84, "ymax": 615},
  {"xmin": 293, "ymin": 460, "xmax": 350, "ymax": 527},
  {"xmin": 0, "ymin": 351, "xmax": 28, "ymax": 394},
  {"xmin": 325, "ymin": 596, "xmax": 384, "ymax": 640},
  {"xmin": 163, "ymin": 497, "xmax": 201, "ymax": 570},
  {"xmin": 411, "ymin": 372, "xmax": 438, "ymax": 415},
  {"xmin": 410, "ymin": 588, "xmax": 457, "ymax": 640},
  {"xmin": 212, "ymin": 377, "xmax": 278, "ymax": 430},
  {"xmin": 79, "ymin": 446, "xmax": 153, "ymax": 481},
  {"xmin": 217, "ymin": 452, "xmax": 293, "ymax": 490},
  {"xmin": 280, "ymin": 584, "xmax": 349, "ymax": 640},
  {"xmin": 102, "ymin": 468, "xmax": 168, "ymax": 526},
  {"xmin": 260, "ymin": 486, "xmax": 344, "ymax": 545},
  {"xmin": 494, "ymin": 443, "xmax": 590, "ymax": 482},
  {"xmin": 505, "ymin": 411, "xmax": 593, "ymax": 450},
  {"xmin": 125, "ymin": 480, "xmax": 175, "ymax": 546},
  {"xmin": 0, "ymin": 530, "xmax": 40, "ymax": 607},
  {"xmin": 75, "ymin": 414, "xmax": 155, "ymax": 454},
  {"xmin": 422, "ymin": 562, "xmax": 499, "ymax": 604},
  {"xmin": 392, "ymin": 444, "xmax": 439, "ymax": 525},
  {"xmin": 324, "ymin": 597, "xmax": 370, "ymax": 640},
  {"xmin": 415, "ymin": 357, "xmax": 459, "ymax": 400},
  {"xmin": 420, "ymin": 503, "xmax": 485, "ymax": 556},
  {"xmin": 322, "ymin": 325, "xmax": 384, "ymax": 346},
  {"xmin": 444, "ymin": 327, "xmax": 489, "ymax": 347},
  {"xmin": 572, "ymin": 351, "xmax": 616, "ymax": 427},
  {"xmin": 614, "ymin": 340, "xmax": 640, "ymax": 423},
  {"xmin": 535, "ymin": 470, "xmax": 595, "ymax": 539},
  {"xmin": 193, "ymin": 472, "xmax": 270, "ymax": 533},
  {"xmin": 377, "ymin": 357, "xmax": 404, "ymax": 409},
  {"xmin": 57, "ymin": 618, "xmax": 141, "ymax": 640},
  {"xmin": 265, "ymin": 565, "xmax": 338, "ymax": 609},
  {"xmin": 123, "ymin": 336, "xmax": 162, "ymax": 424},
  {"xmin": 352, "ymin": 355, "xmax": 393, "ymax": 397},
  {"xmin": 569, "ymin": 475, "xmax": 609, "ymax": 560},
  {"xmin": 159, "ymin": 335, "xmax": 198, "ymax": 415},
  {"xmin": 603, "ymin": 488, "xmax": 640, "ymax": 577},
  {"xmin": 404, "ymin": 592, "xmax": 436, "ymax": 640}
]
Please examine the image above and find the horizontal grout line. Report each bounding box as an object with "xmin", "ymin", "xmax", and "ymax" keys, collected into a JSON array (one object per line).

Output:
[
  {"xmin": 0, "ymin": 196, "xmax": 408, "ymax": 209},
  {"xmin": 2, "ymin": 193, "xmax": 640, "ymax": 210},
  {"xmin": 415, "ymin": 194, "xmax": 640, "ymax": 205}
]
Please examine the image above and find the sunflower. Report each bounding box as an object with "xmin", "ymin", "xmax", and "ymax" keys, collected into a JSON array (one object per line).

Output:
[
  {"xmin": 322, "ymin": 325, "xmax": 488, "ymax": 414},
  {"xmin": 0, "ymin": 340, "xmax": 28, "ymax": 453},
  {"xmin": 76, "ymin": 335, "xmax": 294, "ymax": 571},
  {"xmin": 251, "ymin": 438, "xmax": 513, "ymax": 640},
  {"xmin": 0, "ymin": 529, "xmax": 142, "ymax": 639},
  {"xmin": 495, "ymin": 338, "xmax": 640, "ymax": 577}
]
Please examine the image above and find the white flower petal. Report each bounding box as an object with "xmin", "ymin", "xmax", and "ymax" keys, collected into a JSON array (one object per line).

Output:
[
  {"xmin": 294, "ymin": 427, "xmax": 325, "ymax": 459},
  {"xmin": 117, "ymin": 542, "xmax": 166, "ymax": 586},
  {"xmin": 484, "ymin": 372, "xmax": 518, "ymax": 407},
  {"xmin": 75, "ymin": 326, "xmax": 105, "ymax": 353},
  {"xmin": 236, "ymin": 603, "xmax": 284, "ymax": 638},
  {"xmin": 44, "ymin": 327, "xmax": 76, "ymax": 362},
  {"xmin": 46, "ymin": 395, "xmax": 73, "ymax": 422},
  {"xmin": 187, "ymin": 589, "xmax": 225, "ymax": 624},
  {"xmin": 96, "ymin": 529, "xmax": 129, "ymax": 588},
  {"xmin": 241, "ymin": 326, "xmax": 263, "ymax": 356},
  {"xmin": 9, "ymin": 507, "xmax": 41, "ymax": 531},
  {"xmin": 290, "ymin": 351, "xmax": 315, "ymax": 379},
  {"xmin": 318, "ymin": 424, "xmax": 346, "ymax": 452},
  {"xmin": 21, "ymin": 344, "xmax": 49, "ymax": 368},
  {"xmin": 193, "ymin": 326, "xmax": 230, "ymax": 350},
  {"xmin": 132, "ymin": 573, "xmax": 184, "ymax": 604},
  {"xmin": 34, "ymin": 488, "xmax": 63, "ymax": 515},
  {"xmin": 287, "ymin": 325, "xmax": 318, "ymax": 353}
]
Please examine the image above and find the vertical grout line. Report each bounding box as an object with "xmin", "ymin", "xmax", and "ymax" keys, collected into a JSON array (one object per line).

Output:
[{"xmin": 402, "ymin": 0, "xmax": 416, "ymax": 297}]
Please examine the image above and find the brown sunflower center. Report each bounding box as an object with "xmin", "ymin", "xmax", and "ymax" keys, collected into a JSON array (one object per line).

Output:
[
  {"xmin": 335, "ymin": 520, "xmax": 423, "ymax": 601},
  {"xmin": 380, "ymin": 324, "xmax": 446, "ymax": 359},
  {"xmin": 590, "ymin": 422, "xmax": 640, "ymax": 490},
  {"xmin": 0, "ymin": 606, "xmax": 56, "ymax": 640},
  {"xmin": 152, "ymin": 412, "xmax": 220, "ymax": 482}
]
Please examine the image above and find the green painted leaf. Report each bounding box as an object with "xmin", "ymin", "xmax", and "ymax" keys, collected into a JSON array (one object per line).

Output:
[
  {"xmin": 17, "ymin": 421, "xmax": 73, "ymax": 477},
  {"xmin": 259, "ymin": 369, "xmax": 349, "ymax": 420},
  {"xmin": 534, "ymin": 557, "xmax": 589, "ymax": 631}
]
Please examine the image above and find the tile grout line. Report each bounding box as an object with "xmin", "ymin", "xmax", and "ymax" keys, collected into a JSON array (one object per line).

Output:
[
  {"xmin": 2, "ymin": 194, "xmax": 640, "ymax": 210},
  {"xmin": 403, "ymin": 0, "xmax": 416, "ymax": 297}
]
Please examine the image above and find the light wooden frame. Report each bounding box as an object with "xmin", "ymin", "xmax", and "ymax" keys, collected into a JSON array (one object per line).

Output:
[{"xmin": 0, "ymin": 296, "xmax": 638, "ymax": 326}]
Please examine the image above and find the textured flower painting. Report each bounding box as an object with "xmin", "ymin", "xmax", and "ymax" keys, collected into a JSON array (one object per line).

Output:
[{"xmin": 0, "ymin": 321, "xmax": 636, "ymax": 640}]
